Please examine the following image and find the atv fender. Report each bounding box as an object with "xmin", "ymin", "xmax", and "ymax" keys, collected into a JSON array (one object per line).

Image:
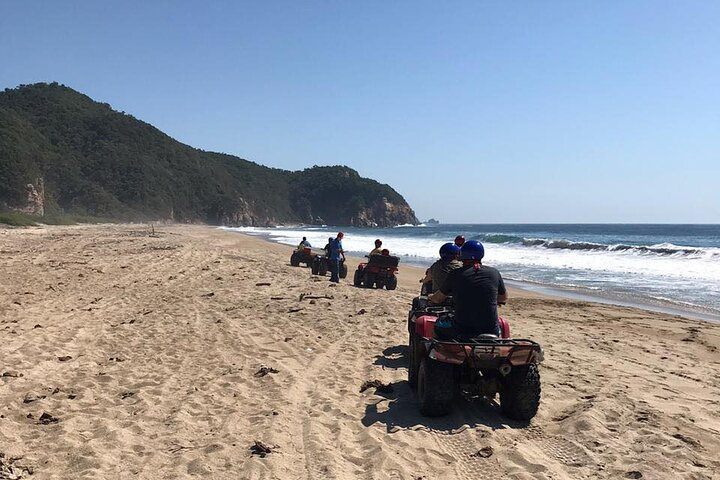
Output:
[{"xmin": 414, "ymin": 315, "xmax": 437, "ymax": 339}]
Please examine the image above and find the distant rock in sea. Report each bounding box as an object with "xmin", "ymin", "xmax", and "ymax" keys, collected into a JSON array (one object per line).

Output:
[{"xmin": 426, "ymin": 218, "xmax": 440, "ymax": 225}]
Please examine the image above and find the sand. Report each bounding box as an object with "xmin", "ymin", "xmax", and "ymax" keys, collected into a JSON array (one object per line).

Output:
[{"xmin": 1, "ymin": 223, "xmax": 719, "ymax": 480}]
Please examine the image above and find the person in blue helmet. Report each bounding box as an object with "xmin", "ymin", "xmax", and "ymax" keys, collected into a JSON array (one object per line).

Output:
[
  {"xmin": 429, "ymin": 240, "xmax": 507, "ymax": 337},
  {"xmin": 421, "ymin": 243, "xmax": 462, "ymax": 294},
  {"xmin": 328, "ymin": 232, "xmax": 346, "ymax": 283}
]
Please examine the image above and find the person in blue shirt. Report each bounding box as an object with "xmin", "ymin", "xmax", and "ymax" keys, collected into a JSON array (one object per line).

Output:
[{"xmin": 329, "ymin": 232, "xmax": 346, "ymax": 283}]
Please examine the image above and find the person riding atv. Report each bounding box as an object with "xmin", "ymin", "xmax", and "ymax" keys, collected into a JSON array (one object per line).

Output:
[
  {"xmin": 429, "ymin": 240, "xmax": 506, "ymax": 337},
  {"xmin": 408, "ymin": 240, "xmax": 542, "ymax": 419},
  {"xmin": 369, "ymin": 239, "xmax": 383, "ymax": 256},
  {"xmin": 420, "ymin": 242, "xmax": 462, "ymax": 295}
]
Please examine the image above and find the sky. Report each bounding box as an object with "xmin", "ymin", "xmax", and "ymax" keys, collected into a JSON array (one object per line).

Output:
[{"xmin": 2, "ymin": 1, "xmax": 719, "ymax": 223}]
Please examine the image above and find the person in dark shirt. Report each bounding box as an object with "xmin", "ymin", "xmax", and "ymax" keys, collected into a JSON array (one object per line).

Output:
[
  {"xmin": 323, "ymin": 237, "xmax": 333, "ymax": 255},
  {"xmin": 429, "ymin": 240, "xmax": 507, "ymax": 337},
  {"xmin": 421, "ymin": 242, "xmax": 462, "ymax": 294}
]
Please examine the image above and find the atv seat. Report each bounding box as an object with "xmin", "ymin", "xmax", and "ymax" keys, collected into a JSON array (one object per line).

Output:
[{"xmin": 367, "ymin": 255, "xmax": 400, "ymax": 269}]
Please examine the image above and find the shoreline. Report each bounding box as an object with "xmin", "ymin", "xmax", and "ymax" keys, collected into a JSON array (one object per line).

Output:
[{"xmin": 223, "ymin": 227, "xmax": 720, "ymax": 325}]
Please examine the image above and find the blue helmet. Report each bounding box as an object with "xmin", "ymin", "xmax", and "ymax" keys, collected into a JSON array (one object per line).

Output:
[
  {"xmin": 460, "ymin": 240, "xmax": 484, "ymax": 261},
  {"xmin": 439, "ymin": 242, "xmax": 460, "ymax": 260}
]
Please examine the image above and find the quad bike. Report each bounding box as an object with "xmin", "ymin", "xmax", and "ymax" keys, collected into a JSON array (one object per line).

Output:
[
  {"xmin": 290, "ymin": 247, "xmax": 317, "ymax": 268},
  {"xmin": 311, "ymin": 255, "xmax": 348, "ymax": 279},
  {"xmin": 354, "ymin": 254, "xmax": 399, "ymax": 290},
  {"xmin": 407, "ymin": 297, "xmax": 543, "ymax": 420}
]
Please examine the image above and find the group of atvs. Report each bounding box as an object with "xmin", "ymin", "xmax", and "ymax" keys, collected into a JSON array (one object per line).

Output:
[
  {"xmin": 291, "ymin": 240, "xmax": 544, "ymax": 420},
  {"xmin": 290, "ymin": 245, "xmax": 400, "ymax": 290}
]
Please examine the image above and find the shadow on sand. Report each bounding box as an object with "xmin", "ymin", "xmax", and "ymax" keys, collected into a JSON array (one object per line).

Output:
[{"xmin": 363, "ymin": 344, "xmax": 530, "ymax": 433}]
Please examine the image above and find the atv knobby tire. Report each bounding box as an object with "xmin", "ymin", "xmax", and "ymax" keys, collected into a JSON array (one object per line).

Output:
[
  {"xmin": 363, "ymin": 272, "xmax": 376, "ymax": 289},
  {"xmin": 339, "ymin": 263, "xmax": 348, "ymax": 279},
  {"xmin": 353, "ymin": 270, "xmax": 363, "ymax": 287},
  {"xmin": 290, "ymin": 253, "xmax": 300, "ymax": 267},
  {"xmin": 500, "ymin": 363, "xmax": 541, "ymax": 421},
  {"xmin": 418, "ymin": 357, "xmax": 454, "ymax": 416},
  {"xmin": 317, "ymin": 259, "xmax": 328, "ymax": 276},
  {"xmin": 407, "ymin": 332, "xmax": 425, "ymax": 389},
  {"xmin": 386, "ymin": 276, "xmax": 398, "ymax": 290},
  {"xmin": 311, "ymin": 258, "xmax": 320, "ymax": 275}
]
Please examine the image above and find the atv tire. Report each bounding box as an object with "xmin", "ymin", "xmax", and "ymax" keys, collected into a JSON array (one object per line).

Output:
[
  {"xmin": 363, "ymin": 272, "xmax": 376, "ymax": 289},
  {"xmin": 290, "ymin": 253, "xmax": 300, "ymax": 267},
  {"xmin": 418, "ymin": 357, "xmax": 454, "ymax": 416},
  {"xmin": 407, "ymin": 332, "xmax": 425, "ymax": 390},
  {"xmin": 339, "ymin": 263, "xmax": 348, "ymax": 279},
  {"xmin": 311, "ymin": 258, "xmax": 320, "ymax": 275},
  {"xmin": 386, "ymin": 276, "xmax": 397, "ymax": 290},
  {"xmin": 353, "ymin": 270, "xmax": 363, "ymax": 287},
  {"xmin": 500, "ymin": 363, "xmax": 541, "ymax": 421},
  {"xmin": 317, "ymin": 259, "xmax": 328, "ymax": 276}
]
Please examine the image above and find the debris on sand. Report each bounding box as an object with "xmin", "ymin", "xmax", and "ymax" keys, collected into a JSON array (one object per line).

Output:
[
  {"xmin": 0, "ymin": 452, "xmax": 34, "ymax": 479},
  {"xmin": 288, "ymin": 308, "xmax": 304, "ymax": 313},
  {"xmin": 471, "ymin": 446, "xmax": 494, "ymax": 458},
  {"xmin": 301, "ymin": 294, "xmax": 334, "ymax": 301},
  {"xmin": 200, "ymin": 292, "xmax": 215, "ymax": 298},
  {"xmin": 359, "ymin": 380, "xmax": 394, "ymax": 394},
  {"xmin": 23, "ymin": 393, "xmax": 46, "ymax": 404},
  {"xmin": 120, "ymin": 391, "xmax": 135, "ymax": 399},
  {"xmin": 256, "ymin": 282, "xmax": 271, "ymax": 286},
  {"xmin": 254, "ymin": 366, "xmax": 279, "ymax": 378},
  {"xmin": 57, "ymin": 356, "xmax": 72, "ymax": 362},
  {"xmin": 625, "ymin": 471, "xmax": 643, "ymax": 479},
  {"xmin": 38, "ymin": 412, "xmax": 59, "ymax": 425},
  {"xmin": 249, "ymin": 440, "xmax": 277, "ymax": 457},
  {"xmin": 356, "ymin": 309, "xmax": 367, "ymax": 315},
  {"xmin": 1, "ymin": 371, "xmax": 22, "ymax": 378}
]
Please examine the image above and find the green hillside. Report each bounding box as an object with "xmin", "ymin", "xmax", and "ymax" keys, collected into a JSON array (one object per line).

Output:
[{"xmin": 0, "ymin": 83, "xmax": 417, "ymax": 226}]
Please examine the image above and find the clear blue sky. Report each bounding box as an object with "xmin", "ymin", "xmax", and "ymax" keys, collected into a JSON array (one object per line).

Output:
[{"xmin": 2, "ymin": 1, "xmax": 719, "ymax": 223}]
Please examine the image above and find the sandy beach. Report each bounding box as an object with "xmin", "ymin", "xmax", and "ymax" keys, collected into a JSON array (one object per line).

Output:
[{"xmin": 1, "ymin": 223, "xmax": 719, "ymax": 480}]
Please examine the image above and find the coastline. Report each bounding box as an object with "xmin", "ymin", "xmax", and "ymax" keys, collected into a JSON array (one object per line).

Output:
[
  {"xmin": 1, "ymin": 223, "xmax": 719, "ymax": 479},
  {"xmin": 225, "ymin": 226, "xmax": 720, "ymax": 325}
]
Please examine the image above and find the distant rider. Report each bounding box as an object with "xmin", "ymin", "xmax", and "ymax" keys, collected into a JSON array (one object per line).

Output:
[
  {"xmin": 297, "ymin": 236, "xmax": 311, "ymax": 250},
  {"xmin": 421, "ymin": 243, "xmax": 462, "ymax": 294},
  {"xmin": 329, "ymin": 232, "xmax": 346, "ymax": 283},
  {"xmin": 369, "ymin": 239, "xmax": 383, "ymax": 256},
  {"xmin": 429, "ymin": 240, "xmax": 507, "ymax": 338},
  {"xmin": 323, "ymin": 237, "xmax": 333, "ymax": 256}
]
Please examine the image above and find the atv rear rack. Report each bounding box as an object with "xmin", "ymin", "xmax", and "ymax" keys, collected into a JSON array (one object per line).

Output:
[{"xmin": 427, "ymin": 337, "xmax": 544, "ymax": 366}]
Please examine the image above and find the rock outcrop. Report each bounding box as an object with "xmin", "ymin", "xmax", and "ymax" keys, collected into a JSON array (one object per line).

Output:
[
  {"xmin": 351, "ymin": 197, "xmax": 418, "ymax": 227},
  {"xmin": 19, "ymin": 178, "xmax": 44, "ymax": 216}
]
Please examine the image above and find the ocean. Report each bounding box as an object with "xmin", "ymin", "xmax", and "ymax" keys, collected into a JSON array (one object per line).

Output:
[{"xmin": 222, "ymin": 223, "xmax": 720, "ymax": 322}]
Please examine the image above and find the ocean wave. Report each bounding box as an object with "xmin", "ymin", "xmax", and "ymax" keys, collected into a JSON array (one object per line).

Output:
[{"xmin": 519, "ymin": 238, "xmax": 718, "ymax": 258}]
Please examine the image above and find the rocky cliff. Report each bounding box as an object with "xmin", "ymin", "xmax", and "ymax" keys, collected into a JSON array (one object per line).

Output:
[{"xmin": 0, "ymin": 83, "xmax": 418, "ymax": 227}]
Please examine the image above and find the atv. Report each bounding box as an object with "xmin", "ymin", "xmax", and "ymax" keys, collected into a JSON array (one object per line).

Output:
[
  {"xmin": 311, "ymin": 255, "xmax": 348, "ymax": 279},
  {"xmin": 353, "ymin": 254, "xmax": 399, "ymax": 290},
  {"xmin": 407, "ymin": 297, "xmax": 543, "ymax": 420},
  {"xmin": 290, "ymin": 247, "xmax": 317, "ymax": 268}
]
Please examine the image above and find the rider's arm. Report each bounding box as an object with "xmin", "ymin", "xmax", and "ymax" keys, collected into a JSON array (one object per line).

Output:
[
  {"xmin": 429, "ymin": 290, "xmax": 447, "ymax": 304},
  {"xmin": 430, "ymin": 272, "xmax": 452, "ymax": 304},
  {"xmin": 497, "ymin": 272, "xmax": 507, "ymax": 304},
  {"xmin": 421, "ymin": 268, "xmax": 431, "ymax": 284}
]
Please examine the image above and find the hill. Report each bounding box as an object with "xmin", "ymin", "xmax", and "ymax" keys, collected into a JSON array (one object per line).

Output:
[{"xmin": 0, "ymin": 82, "xmax": 417, "ymax": 227}]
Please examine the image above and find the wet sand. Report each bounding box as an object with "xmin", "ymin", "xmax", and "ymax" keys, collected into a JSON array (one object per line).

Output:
[{"xmin": 1, "ymin": 223, "xmax": 719, "ymax": 479}]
